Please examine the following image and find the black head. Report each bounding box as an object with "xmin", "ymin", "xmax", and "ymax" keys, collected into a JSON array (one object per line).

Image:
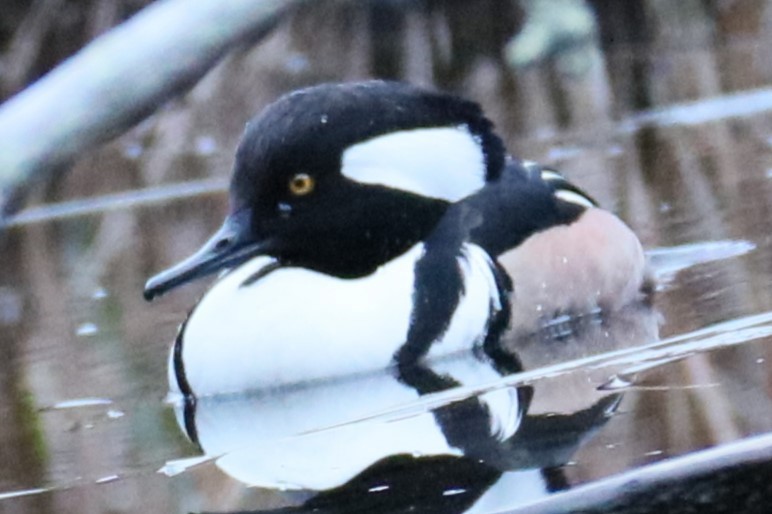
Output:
[{"xmin": 144, "ymin": 81, "xmax": 507, "ymax": 300}]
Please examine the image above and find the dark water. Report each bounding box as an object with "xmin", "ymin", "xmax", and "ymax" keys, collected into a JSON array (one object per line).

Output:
[{"xmin": 1, "ymin": 2, "xmax": 772, "ymax": 513}]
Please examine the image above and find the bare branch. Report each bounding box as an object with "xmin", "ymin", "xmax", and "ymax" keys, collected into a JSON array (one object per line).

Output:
[{"xmin": 0, "ymin": 0, "xmax": 303, "ymax": 220}]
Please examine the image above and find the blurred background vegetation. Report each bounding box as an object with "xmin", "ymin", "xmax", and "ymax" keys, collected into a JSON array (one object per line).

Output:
[{"xmin": 1, "ymin": 0, "xmax": 769, "ymax": 208}]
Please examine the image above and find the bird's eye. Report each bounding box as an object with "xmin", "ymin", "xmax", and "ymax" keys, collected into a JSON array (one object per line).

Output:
[{"xmin": 288, "ymin": 173, "xmax": 315, "ymax": 196}]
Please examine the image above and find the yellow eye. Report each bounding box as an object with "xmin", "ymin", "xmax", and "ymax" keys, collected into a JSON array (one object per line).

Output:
[{"xmin": 288, "ymin": 173, "xmax": 315, "ymax": 196}]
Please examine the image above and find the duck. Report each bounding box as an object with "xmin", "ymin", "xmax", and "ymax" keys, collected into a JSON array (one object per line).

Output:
[{"xmin": 144, "ymin": 81, "xmax": 650, "ymax": 398}]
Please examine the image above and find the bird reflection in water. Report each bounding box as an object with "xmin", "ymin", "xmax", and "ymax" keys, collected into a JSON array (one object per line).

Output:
[{"xmin": 169, "ymin": 302, "xmax": 658, "ymax": 514}]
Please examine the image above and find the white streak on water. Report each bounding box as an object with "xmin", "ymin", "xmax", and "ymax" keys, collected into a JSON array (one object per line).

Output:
[
  {"xmin": 76, "ymin": 322, "xmax": 99, "ymax": 336},
  {"xmin": 646, "ymin": 239, "xmax": 756, "ymax": 284},
  {"xmin": 0, "ymin": 488, "xmax": 50, "ymax": 500},
  {"xmin": 3, "ymin": 177, "xmax": 227, "ymax": 227},
  {"xmin": 341, "ymin": 310, "xmax": 772, "ymax": 425},
  {"xmin": 49, "ymin": 397, "xmax": 113, "ymax": 410},
  {"xmin": 620, "ymin": 87, "xmax": 772, "ymax": 131},
  {"xmin": 158, "ymin": 455, "xmax": 216, "ymax": 477}
]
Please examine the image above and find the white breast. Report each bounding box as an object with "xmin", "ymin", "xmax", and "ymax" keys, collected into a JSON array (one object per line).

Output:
[{"xmin": 174, "ymin": 243, "xmax": 502, "ymax": 396}]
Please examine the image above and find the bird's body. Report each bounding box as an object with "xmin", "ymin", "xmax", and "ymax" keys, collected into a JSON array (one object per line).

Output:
[
  {"xmin": 145, "ymin": 81, "xmax": 650, "ymax": 398},
  {"xmin": 172, "ymin": 242, "xmax": 501, "ymax": 395}
]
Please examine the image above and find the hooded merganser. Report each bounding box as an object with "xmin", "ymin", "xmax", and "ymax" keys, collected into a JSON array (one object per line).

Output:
[
  {"xmin": 165, "ymin": 307, "xmax": 657, "ymax": 509},
  {"xmin": 144, "ymin": 81, "xmax": 650, "ymax": 397}
]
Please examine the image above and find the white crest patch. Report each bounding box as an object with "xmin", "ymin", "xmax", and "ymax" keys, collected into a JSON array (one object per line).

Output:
[
  {"xmin": 341, "ymin": 126, "xmax": 486, "ymax": 201},
  {"xmin": 555, "ymin": 189, "xmax": 595, "ymax": 208},
  {"xmin": 539, "ymin": 169, "xmax": 565, "ymax": 181}
]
